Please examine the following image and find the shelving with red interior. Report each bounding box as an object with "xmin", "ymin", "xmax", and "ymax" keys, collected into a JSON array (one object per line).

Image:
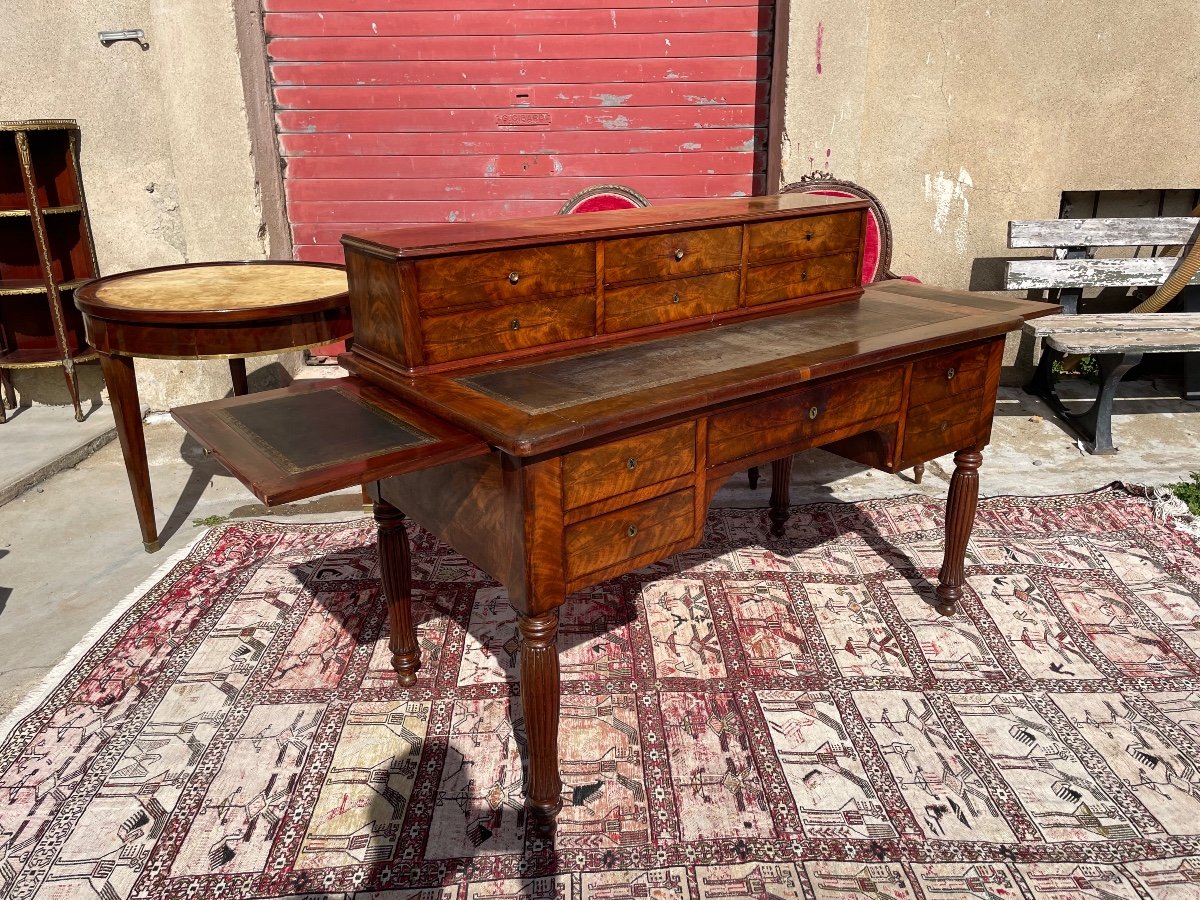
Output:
[{"xmin": 0, "ymin": 120, "xmax": 99, "ymax": 422}]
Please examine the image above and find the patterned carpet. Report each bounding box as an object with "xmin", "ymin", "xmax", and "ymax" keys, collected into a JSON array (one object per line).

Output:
[{"xmin": 3, "ymin": 487, "xmax": 1200, "ymax": 899}]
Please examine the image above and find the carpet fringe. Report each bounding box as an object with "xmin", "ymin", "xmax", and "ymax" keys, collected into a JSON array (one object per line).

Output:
[
  {"xmin": 1120, "ymin": 481, "xmax": 1200, "ymax": 539},
  {"xmin": 0, "ymin": 528, "xmax": 214, "ymax": 747}
]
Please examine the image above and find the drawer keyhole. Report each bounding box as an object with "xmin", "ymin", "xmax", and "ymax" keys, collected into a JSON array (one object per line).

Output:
[
  {"xmin": 673, "ymin": 248, "xmax": 685, "ymax": 261},
  {"xmin": 627, "ymin": 457, "xmax": 638, "ymax": 470},
  {"xmin": 510, "ymin": 319, "xmax": 521, "ymax": 331},
  {"xmin": 804, "ymin": 230, "xmax": 815, "ymax": 241},
  {"xmin": 808, "ymin": 406, "xmax": 819, "ymax": 420},
  {"xmin": 800, "ymin": 270, "xmax": 809, "ymax": 281},
  {"xmin": 626, "ymin": 524, "xmax": 638, "ymax": 538},
  {"xmin": 508, "ymin": 271, "xmax": 520, "ymax": 284},
  {"xmin": 671, "ymin": 292, "xmax": 680, "ymax": 303},
  {"xmin": 946, "ymin": 367, "xmax": 956, "ymax": 380},
  {"xmin": 940, "ymin": 421, "xmax": 949, "ymax": 432}
]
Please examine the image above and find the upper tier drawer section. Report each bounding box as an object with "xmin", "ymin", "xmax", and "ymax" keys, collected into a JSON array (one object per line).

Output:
[
  {"xmin": 415, "ymin": 242, "xmax": 595, "ymax": 314},
  {"xmin": 421, "ymin": 292, "xmax": 595, "ymax": 365},
  {"xmin": 604, "ymin": 225, "xmax": 742, "ymax": 285},
  {"xmin": 746, "ymin": 211, "xmax": 864, "ymax": 264}
]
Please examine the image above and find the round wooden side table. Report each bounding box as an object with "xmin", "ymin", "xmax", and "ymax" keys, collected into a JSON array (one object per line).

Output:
[{"xmin": 76, "ymin": 261, "xmax": 352, "ymax": 551}]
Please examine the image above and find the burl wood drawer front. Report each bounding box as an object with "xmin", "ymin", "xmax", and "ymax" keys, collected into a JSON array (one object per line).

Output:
[
  {"xmin": 908, "ymin": 344, "xmax": 991, "ymax": 408},
  {"xmin": 744, "ymin": 251, "xmax": 860, "ymax": 307},
  {"xmin": 604, "ymin": 225, "xmax": 742, "ymax": 285},
  {"xmin": 603, "ymin": 271, "xmax": 740, "ymax": 332},
  {"xmin": 707, "ymin": 366, "xmax": 904, "ymax": 465},
  {"xmin": 564, "ymin": 488, "xmax": 695, "ymax": 582},
  {"xmin": 421, "ymin": 292, "xmax": 595, "ymax": 364},
  {"xmin": 901, "ymin": 390, "xmax": 986, "ymax": 463},
  {"xmin": 415, "ymin": 242, "xmax": 595, "ymax": 313},
  {"xmin": 562, "ymin": 420, "xmax": 697, "ymax": 510},
  {"xmin": 746, "ymin": 211, "xmax": 863, "ymax": 264}
]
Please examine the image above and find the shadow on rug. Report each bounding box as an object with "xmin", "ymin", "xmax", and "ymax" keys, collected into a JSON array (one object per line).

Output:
[{"xmin": 3, "ymin": 487, "xmax": 1200, "ymax": 898}]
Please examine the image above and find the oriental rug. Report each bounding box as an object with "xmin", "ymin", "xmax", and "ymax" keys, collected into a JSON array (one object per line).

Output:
[{"xmin": 3, "ymin": 487, "xmax": 1200, "ymax": 899}]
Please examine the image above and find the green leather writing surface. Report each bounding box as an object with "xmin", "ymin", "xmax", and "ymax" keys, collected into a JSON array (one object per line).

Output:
[
  {"xmin": 216, "ymin": 388, "xmax": 432, "ymax": 474},
  {"xmin": 461, "ymin": 299, "xmax": 954, "ymax": 414}
]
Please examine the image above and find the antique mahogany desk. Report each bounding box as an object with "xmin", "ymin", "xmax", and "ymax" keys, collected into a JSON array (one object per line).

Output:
[{"xmin": 173, "ymin": 195, "xmax": 1057, "ymax": 838}]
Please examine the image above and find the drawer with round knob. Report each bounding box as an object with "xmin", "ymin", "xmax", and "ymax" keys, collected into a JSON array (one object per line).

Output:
[
  {"xmin": 908, "ymin": 343, "xmax": 991, "ymax": 408},
  {"xmin": 564, "ymin": 487, "xmax": 695, "ymax": 583},
  {"xmin": 746, "ymin": 210, "xmax": 864, "ymax": 264},
  {"xmin": 603, "ymin": 270, "xmax": 740, "ymax": 332},
  {"xmin": 603, "ymin": 225, "xmax": 742, "ymax": 286},
  {"xmin": 420, "ymin": 291, "xmax": 595, "ymax": 364},
  {"xmin": 707, "ymin": 366, "xmax": 904, "ymax": 465},
  {"xmin": 562, "ymin": 420, "xmax": 697, "ymax": 510},
  {"xmin": 900, "ymin": 389, "xmax": 988, "ymax": 465},
  {"xmin": 744, "ymin": 251, "xmax": 860, "ymax": 307},
  {"xmin": 414, "ymin": 242, "xmax": 595, "ymax": 313}
]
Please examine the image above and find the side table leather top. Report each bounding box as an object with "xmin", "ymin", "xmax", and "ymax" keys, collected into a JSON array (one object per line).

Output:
[
  {"xmin": 76, "ymin": 260, "xmax": 352, "ymax": 551},
  {"xmin": 170, "ymin": 197, "xmax": 1060, "ymax": 840}
]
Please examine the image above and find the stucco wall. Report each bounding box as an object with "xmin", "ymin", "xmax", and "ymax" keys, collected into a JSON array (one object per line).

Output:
[
  {"xmin": 783, "ymin": 0, "xmax": 1199, "ymax": 295},
  {"xmin": 1, "ymin": 0, "xmax": 295, "ymax": 413}
]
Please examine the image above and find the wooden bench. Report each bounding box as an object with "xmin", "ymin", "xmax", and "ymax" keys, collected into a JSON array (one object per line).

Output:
[{"xmin": 1005, "ymin": 216, "xmax": 1200, "ymax": 454}]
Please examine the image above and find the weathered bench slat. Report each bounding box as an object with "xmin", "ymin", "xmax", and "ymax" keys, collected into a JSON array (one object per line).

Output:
[
  {"xmin": 1009, "ymin": 217, "xmax": 1198, "ymax": 248},
  {"xmin": 1023, "ymin": 313, "xmax": 1200, "ymax": 337},
  {"xmin": 1005, "ymin": 257, "xmax": 1200, "ymax": 290},
  {"xmin": 1046, "ymin": 331, "xmax": 1200, "ymax": 355}
]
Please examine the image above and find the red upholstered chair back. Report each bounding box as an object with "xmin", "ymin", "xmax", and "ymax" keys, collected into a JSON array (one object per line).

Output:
[
  {"xmin": 559, "ymin": 184, "xmax": 650, "ymax": 215},
  {"xmin": 782, "ymin": 174, "xmax": 917, "ymax": 284}
]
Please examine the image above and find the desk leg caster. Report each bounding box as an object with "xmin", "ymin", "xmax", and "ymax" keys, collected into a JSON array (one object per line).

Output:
[
  {"xmin": 374, "ymin": 499, "xmax": 420, "ymax": 686},
  {"xmin": 519, "ymin": 610, "xmax": 563, "ymax": 841},
  {"xmin": 933, "ymin": 446, "xmax": 982, "ymax": 615},
  {"xmin": 768, "ymin": 455, "xmax": 793, "ymax": 538}
]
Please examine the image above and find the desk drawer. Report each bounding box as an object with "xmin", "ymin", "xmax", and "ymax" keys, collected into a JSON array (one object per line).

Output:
[
  {"xmin": 563, "ymin": 421, "xmax": 696, "ymax": 510},
  {"xmin": 744, "ymin": 251, "xmax": 860, "ymax": 307},
  {"xmin": 604, "ymin": 225, "xmax": 742, "ymax": 285},
  {"xmin": 565, "ymin": 488, "xmax": 695, "ymax": 582},
  {"xmin": 603, "ymin": 271, "xmax": 740, "ymax": 332},
  {"xmin": 421, "ymin": 292, "xmax": 595, "ymax": 364},
  {"xmin": 908, "ymin": 344, "xmax": 992, "ymax": 408},
  {"xmin": 415, "ymin": 242, "xmax": 595, "ymax": 313},
  {"xmin": 901, "ymin": 390, "xmax": 987, "ymax": 463},
  {"xmin": 708, "ymin": 366, "xmax": 904, "ymax": 465},
  {"xmin": 746, "ymin": 211, "xmax": 863, "ymax": 264}
]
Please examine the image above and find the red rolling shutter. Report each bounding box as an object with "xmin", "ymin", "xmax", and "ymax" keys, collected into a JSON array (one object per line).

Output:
[{"xmin": 264, "ymin": 0, "xmax": 773, "ymax": 264}]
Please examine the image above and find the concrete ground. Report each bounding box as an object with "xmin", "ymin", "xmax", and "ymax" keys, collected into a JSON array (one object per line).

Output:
[{"xmin": 1, "ymin": 373, "xmax": 1197, "ymax": 719}]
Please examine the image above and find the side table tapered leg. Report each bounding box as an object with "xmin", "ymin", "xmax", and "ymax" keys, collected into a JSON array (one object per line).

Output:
[
  {"xmin": 100, "ymin": 352, "xmax": 159, "ymax": 552},
  {"xmin": 228, "ymin": 357, "xmax": 249, "ymax": 396},
  {"xmin": 769, "ymin": 455, "xmax": 793, "ymax": 537},
  {"xmin": 934, "ymin": 446, "xmax": 984, "ymax": 612},
  {"xmin": 374, "ymin": 499, "xmax": 419, "ymax": 685},
  {"xmin": 519, "ymin": 609, "xmax": 563, "ymax": 839}
]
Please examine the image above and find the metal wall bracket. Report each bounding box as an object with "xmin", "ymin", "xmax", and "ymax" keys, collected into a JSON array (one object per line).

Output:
[{"xmin": 99, "ymin": 29, "xmax": 149, "ymax": 50}]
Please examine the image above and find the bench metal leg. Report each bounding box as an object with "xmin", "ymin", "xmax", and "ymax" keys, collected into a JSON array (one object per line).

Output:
[
  {"xmin": 1184, "ymin": 287, "xmax": 1199, "ymax": 402},
  {"xmin": 1030, "ymin": 349, "xmax": 1142, "ymax": 455}
]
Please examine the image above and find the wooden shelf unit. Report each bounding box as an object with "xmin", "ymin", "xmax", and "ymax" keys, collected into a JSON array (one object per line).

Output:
[{"xmin": 0, "ymin": 120, "xmax": 99, "ymax": 422}]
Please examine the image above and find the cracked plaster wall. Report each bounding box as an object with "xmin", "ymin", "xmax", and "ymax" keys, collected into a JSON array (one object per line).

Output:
[
  {"xmin": 783, "ymin": 0, "xmax": 1199, "ymax": 298},
  {"xmin": 2, "ymin": 0, "xmax": 298, "ymax": 414}
]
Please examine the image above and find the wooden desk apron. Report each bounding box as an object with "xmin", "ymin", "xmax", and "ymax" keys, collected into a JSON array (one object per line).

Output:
[{"xmin": 171, "ymin": 197, "xmax": 1058, "ymax": 838}]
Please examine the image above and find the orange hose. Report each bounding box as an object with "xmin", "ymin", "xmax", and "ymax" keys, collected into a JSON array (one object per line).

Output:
[{"xmin": 1131, "ymin": 222, "xmax": 1200, "ymax": 313}]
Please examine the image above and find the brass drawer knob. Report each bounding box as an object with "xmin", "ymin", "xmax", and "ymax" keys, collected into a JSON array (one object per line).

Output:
[
  {"xmin": 508, "ymin": 271, "xmax": 520, "ymax": 284},
  {"xmin": 673, "ymin": 248, "xmax": 685, "ymax": 261},
  {"xmin": 808, "ymin": 406, "xmax": 819, "ymax": 420},
  {"xmin": 946, "ymin": 367, "xmax": 956, "ymax": 380},
  {"xmin": 940, "ymin": 421, "xmax": 949, "ymax": 432},
  {"xmin": 627, "ymin": 457, "xmax": 638, "ymax": 470},
  {"xmin": 510, "ymin": 319, "xmax": 521, "ymax": 330},
  {"xmin": 627, "ymin": 524, "xmax": 638, "ymax": 537},
  {"xmin": 671, "ymin": 292, "xmax": 680, "ymax": 303}
]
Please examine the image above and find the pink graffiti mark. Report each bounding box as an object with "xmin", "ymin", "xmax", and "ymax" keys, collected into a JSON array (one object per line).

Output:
[{"xmin": 816, "ymin": 21, "xmax": 824, "ymax": 75}]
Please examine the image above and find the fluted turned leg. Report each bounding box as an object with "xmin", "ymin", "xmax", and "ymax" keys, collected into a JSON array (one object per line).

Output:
[
  {"xmin": 934, "ymin": 446, "xmax": 983, "ymax": 611},
  {"xmin": 518, "ymin": 610, "xmax": 563, "ymax": 839},
  {"xmin": 374, "ymin": 499, "xmax": 419, "ymax": 685},
  {"xmin": 769, "ymin": 455, "xmax": 793, "ymax": 538}
]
